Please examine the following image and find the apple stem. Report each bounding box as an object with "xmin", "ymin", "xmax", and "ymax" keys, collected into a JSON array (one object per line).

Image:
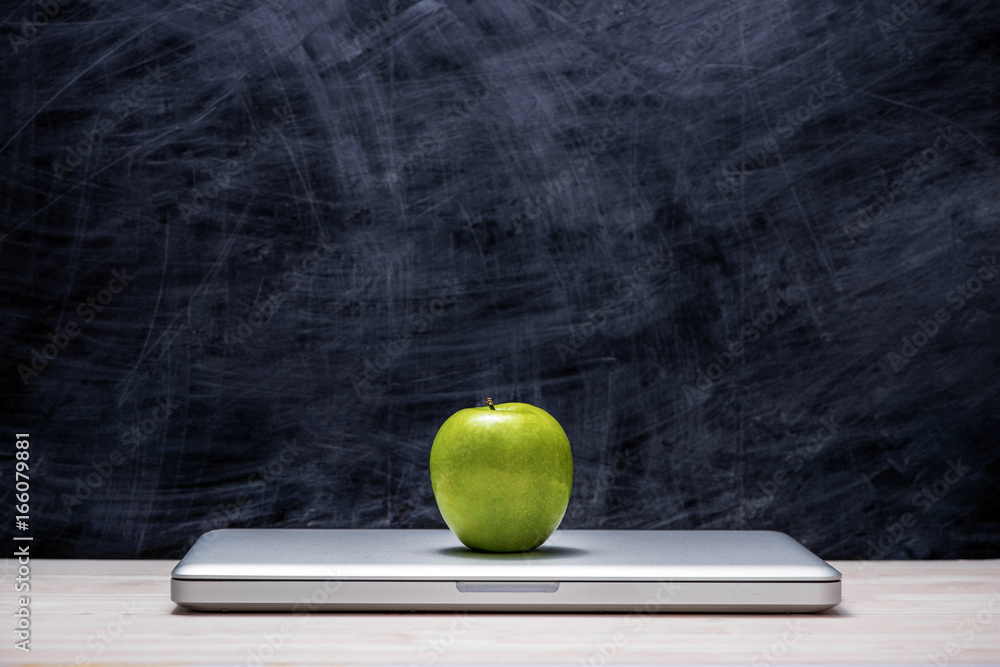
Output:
[{"xmin": 486, "ymin": 397, "xmax": 495, "ymax": 410}]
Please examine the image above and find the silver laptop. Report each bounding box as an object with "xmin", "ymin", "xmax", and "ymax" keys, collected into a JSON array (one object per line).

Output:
[{"xmin": 171, "ymin": 529, "xmax": 841, "ymax": 613}]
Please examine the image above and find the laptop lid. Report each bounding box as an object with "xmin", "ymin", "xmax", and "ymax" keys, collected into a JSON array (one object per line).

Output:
[{"xmin": 171, "ymin": 528, "xmax": 842, "ymax": 613}]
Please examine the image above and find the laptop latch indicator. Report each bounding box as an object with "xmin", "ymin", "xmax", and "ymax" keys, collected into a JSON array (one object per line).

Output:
[{"xmin": 456, "ymin": 581, "xmax": 560, "ymax": 593}]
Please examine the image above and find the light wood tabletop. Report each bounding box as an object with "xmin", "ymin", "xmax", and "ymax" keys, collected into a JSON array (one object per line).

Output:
[{"xmin": 2, "ymin": 558, "xmax": 998, "ymax": 665}]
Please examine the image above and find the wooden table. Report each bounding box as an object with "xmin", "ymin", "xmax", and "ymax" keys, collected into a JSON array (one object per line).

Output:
[{"xmin": 3, "ymin": 558, "xmax": 999, "ymax": 664}]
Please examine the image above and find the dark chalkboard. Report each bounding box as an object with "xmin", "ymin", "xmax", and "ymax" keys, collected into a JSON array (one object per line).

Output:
[{"xmin": 1, "ymin": 0, "xmax": 998, "ymax": 560}]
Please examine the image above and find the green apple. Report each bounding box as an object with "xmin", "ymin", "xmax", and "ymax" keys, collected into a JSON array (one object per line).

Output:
[{"xmin": 429, "ymin": 399, "xmax": 573, "ymax": 552}]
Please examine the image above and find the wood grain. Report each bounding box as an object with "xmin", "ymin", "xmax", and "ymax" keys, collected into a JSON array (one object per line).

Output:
[{"xmin": 3, "ymin": 559, "xmax": 999, "ymax": 664}]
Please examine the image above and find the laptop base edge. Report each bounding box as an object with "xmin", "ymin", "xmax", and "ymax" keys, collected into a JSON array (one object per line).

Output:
[{"xmin": 171, "ymin": 578, "xmax": 841, "ymax": 613}]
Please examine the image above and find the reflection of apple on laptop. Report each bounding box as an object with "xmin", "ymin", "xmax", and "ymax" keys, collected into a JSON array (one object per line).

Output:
[{"xmin": 171, "ymin": 528, "xmax": 841, "ymax": 612}]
